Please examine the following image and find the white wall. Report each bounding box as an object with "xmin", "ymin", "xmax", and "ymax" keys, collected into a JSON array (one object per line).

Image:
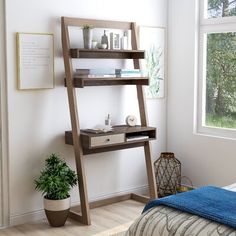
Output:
[
  {"xmin": 4, "ymin": 0, "xmax": 167, "ymax": 226},
  {"xmin": 168, "ymin": 0, "xmax": 236, "ymax": 188}
]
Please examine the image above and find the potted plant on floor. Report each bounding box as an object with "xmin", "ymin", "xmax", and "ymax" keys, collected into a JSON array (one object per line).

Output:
[{"xmin": 35, "ymin": 153, "xmax": 78, "ymax": 227}]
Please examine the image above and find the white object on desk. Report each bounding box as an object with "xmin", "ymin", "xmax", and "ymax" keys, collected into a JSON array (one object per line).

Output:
[
  {"xmin": 126, "ymin": 115, "xmax": 137, "ymax": 127},
  {"xmin": 93, "ymin": 124, "xmax": 113, "ymax": 132},
  {"xmin": 105, "ymin": 114, "xmax": 112, "ymax": 126}
]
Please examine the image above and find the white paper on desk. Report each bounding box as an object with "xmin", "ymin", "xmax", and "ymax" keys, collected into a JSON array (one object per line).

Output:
[{"xmin": 93, "ymin": 125, "xmax": 113, "ymax": 132}]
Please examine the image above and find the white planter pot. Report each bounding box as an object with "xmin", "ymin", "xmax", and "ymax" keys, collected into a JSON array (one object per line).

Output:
[{"xmin": 44, "ymin": 197, "xmax": 70, "ymax": 227}]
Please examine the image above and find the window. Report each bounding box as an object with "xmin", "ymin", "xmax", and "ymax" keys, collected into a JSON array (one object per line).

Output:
[
  {"xmin": 207, "ymin": 0, "xmax": 236, "ymax": 18},
  {"xmin": 198, "ymin": 0, "xmax": 236, "ymax": 139}
]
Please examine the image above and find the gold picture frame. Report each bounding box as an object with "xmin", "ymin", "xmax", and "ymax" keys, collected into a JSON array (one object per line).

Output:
[{"xmin": 16, "ymin": 32, "xmax": 54, "ymax": 90}]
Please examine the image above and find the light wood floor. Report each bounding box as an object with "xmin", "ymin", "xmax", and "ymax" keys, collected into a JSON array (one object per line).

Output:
[{"xmin": 0, "ymin": 200, "xmax": 144, "ymax": 236}]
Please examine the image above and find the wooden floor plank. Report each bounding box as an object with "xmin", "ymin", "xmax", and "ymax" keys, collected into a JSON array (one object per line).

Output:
[{"xmin": 0, "ymin": 200, "xmax": 144, "ymax": 236}]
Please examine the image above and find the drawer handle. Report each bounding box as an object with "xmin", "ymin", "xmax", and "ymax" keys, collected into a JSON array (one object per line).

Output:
[{"xmin": 106, "ymin": 138, "xmax": 110, "ymax": 142}]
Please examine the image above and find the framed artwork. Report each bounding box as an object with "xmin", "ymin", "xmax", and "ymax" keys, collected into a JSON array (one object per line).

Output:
[
  {"xmin": 16, "ymin": 32, "xmax": 54, "ymax": 90},
  {"xmin": 110, "ymin": 33, "xmax": 120, "ymax": 49},
  {"xmin": 139, "ymin": 26, "xmax": 165, "ymax": 99}
]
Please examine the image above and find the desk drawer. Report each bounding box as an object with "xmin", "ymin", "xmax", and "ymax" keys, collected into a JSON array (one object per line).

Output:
[{"xmin": 91, "ymin": 134, "xmax": 125, "ymax": 147}]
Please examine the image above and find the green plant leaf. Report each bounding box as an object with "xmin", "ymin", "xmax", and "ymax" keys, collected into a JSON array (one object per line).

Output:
[{"xmin": 34, "ymin": 153, "xmax": 78, "ymax": 200}]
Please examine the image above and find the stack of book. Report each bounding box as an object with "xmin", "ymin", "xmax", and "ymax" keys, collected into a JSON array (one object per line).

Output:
[
  {"xmin": 116, "ymin": 69, "xmax": 145, "ymax": 77},
  {"xmin": 75, "ymin": 69, "xmax": 145, "ymax": 78}
]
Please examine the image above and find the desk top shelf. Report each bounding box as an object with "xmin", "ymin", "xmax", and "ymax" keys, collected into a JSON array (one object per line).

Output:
[{"xmin": 70, "ymin": 48, "xmax": 145, "ymax": 59}]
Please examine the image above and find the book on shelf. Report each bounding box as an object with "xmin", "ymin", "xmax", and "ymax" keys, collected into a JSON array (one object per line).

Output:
[
  {"xmin": 116, "ymin": 69, "xmax": 146, "ymax": 77},
  {"xmin": 116, "ymin": 69, "xmax": 142, "ymax": 74},
  {"xmin": 126, "ymin": 135, "xmax": 149, "ymax": 141},
  {"xmin": 76, "ymin": 74, "xmax": 144, "ymax": 79},
  {"xmin": 116, "ymin": 73, "xmax": 144, "ymax": 78},
  {"xmin": 76, "ymin": 74, "xmax": 117, "ymax": 78},
  {"xmin": 75, "ymin": 69, "xmax": 117, "ymax": 75}
]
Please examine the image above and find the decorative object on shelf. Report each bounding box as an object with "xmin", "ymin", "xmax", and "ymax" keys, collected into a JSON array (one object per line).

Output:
[
  {"xmin": 126, "ymin": 115, "xmax": 137, "ymax": 127},
  {"xmin": 139, "ymin": 26, "xmax": 165, "ymax": 99},
  {"xmin": 101, "ymin": 30, "xmax": 109, "ymax": 49},
  {"xmin": 34, "ymin": 153, "xmax": 78, "ymax": 227},
  {"xmin": 16, "ymin": 32, "xmax": 54, "ymax": 90},
  {"xmin": 154, "ymin": 152, "xmax": 181, "ymax": 197},
  {"xmin": 97, "ymin": 43, "xmax": 107, "ymax": 49},
  {"xmin": 105, "ymin": 114, "xmax": 112, "ymax": 126},
  {"xmin": 121, "ymin": 31, "xmax": 128, "ymax": 50},
  {"xmin": 82, "ymin": 25, "xmax": 93, "ymax": 49},
  {"xmin": 127, "ymin": 30, "xmax": 132, "ymax": 49},
  {"xmin": 91, "ymin": 40, "xmax": 97, "ymax": 49},
  {"xmin": 110, "ymin": 32, "xmax": 120, "ymax": 49}
]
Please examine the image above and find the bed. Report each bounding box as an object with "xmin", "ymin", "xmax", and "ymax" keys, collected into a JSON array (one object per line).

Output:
[{"xmin": 125, "ymin": 184, "xmax": 236, "ymax": 236}]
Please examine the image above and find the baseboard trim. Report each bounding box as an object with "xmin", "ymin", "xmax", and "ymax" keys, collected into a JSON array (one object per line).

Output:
[
  {"xmin": 10, "ymin": 209, "xmax": 46, "ymax": 227},
  {"xmin": 10, "ymin": 185, "xmax": 149, "ymax": 226}
]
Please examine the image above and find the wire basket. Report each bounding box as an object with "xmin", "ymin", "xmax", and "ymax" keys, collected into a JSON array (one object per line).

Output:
[
  {"xmin": 154, "ymin": 152, "xmax": 181, "ymax": 197},
  {"xmin": 176, "ymin": 176, "xmax": 194, "ymax": 193}
]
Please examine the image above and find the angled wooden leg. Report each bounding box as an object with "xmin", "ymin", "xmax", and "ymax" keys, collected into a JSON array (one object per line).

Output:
[
  {"xmin": 73, "ymin": 143, "xmax": 90, "ymax": 225},
  {"xmin": 131, "ymin": 22, "xmax": 158, "ymax": 200},
  {"xmin": 136, "ymin": 85, "xmax": 158, "ymax": 200},
  {"xmin": 143, "ymin": 142, "xmax": 158, "ymax": 199},
  {"xmin": 61, "ymin": 18, "xmax": 90, "ymax": 225}
]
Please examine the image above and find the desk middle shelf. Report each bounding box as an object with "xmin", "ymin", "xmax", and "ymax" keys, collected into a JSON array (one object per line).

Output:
[{"xmin": 65, "ymin": 125, "xmax": 156, "ymax": 155}]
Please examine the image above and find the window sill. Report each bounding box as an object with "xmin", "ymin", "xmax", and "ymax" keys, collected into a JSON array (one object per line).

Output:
[{"xmin": 195, "ymin": 126, "xmax": 236, "ymax": 141}]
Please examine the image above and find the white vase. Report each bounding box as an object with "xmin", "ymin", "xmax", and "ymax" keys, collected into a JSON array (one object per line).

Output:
[{"xmin": 83, "ymin": 29, "xmax": 93, "ymax": 49}]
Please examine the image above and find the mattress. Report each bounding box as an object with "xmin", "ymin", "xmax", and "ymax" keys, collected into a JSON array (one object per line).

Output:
[
  {"xmin": 125, "ymin": 205, "xmax": 236, "ymax": 236},
  {"xmin": 124, "ymin": 184, "xmax": 236, "ymax": 236}
]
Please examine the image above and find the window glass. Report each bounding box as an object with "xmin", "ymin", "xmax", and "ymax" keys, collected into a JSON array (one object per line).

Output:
[
  {"xmin": 205, "ymin": 32, "xmax": 236, "ymax": 128},
  {"xmin": 207, "ymin": 0, "xmax": 236, "ymax": 18}
]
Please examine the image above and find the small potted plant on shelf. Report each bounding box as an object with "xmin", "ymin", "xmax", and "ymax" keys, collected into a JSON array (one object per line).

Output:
[
  {"xmin": 82, "ymin": 24, "xmax": 93, "ymax": 49},
  {"xmin": 34, "ymin": 153, "xmax": 78, "ymax": 227}
]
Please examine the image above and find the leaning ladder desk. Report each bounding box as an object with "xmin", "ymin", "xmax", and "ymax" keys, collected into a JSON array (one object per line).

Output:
[{"xmin": 61, "ymin": 17, "xmax": 158, "ymax": 225}]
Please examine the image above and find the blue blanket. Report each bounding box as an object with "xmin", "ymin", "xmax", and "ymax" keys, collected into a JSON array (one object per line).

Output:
[{"xmin": 143, "ymin": 186, "xmax": 236, "ymax": 229}]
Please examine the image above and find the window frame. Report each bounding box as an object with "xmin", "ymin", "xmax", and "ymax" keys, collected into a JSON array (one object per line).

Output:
[{"xmin": 197, "ymin": 0, "xmax": 236, "ymax": 139}]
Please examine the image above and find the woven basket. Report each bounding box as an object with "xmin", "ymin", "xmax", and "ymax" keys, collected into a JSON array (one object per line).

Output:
[{"xmin": 154, "ymin": 152, "xmax": 181, "ymax": 197}]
